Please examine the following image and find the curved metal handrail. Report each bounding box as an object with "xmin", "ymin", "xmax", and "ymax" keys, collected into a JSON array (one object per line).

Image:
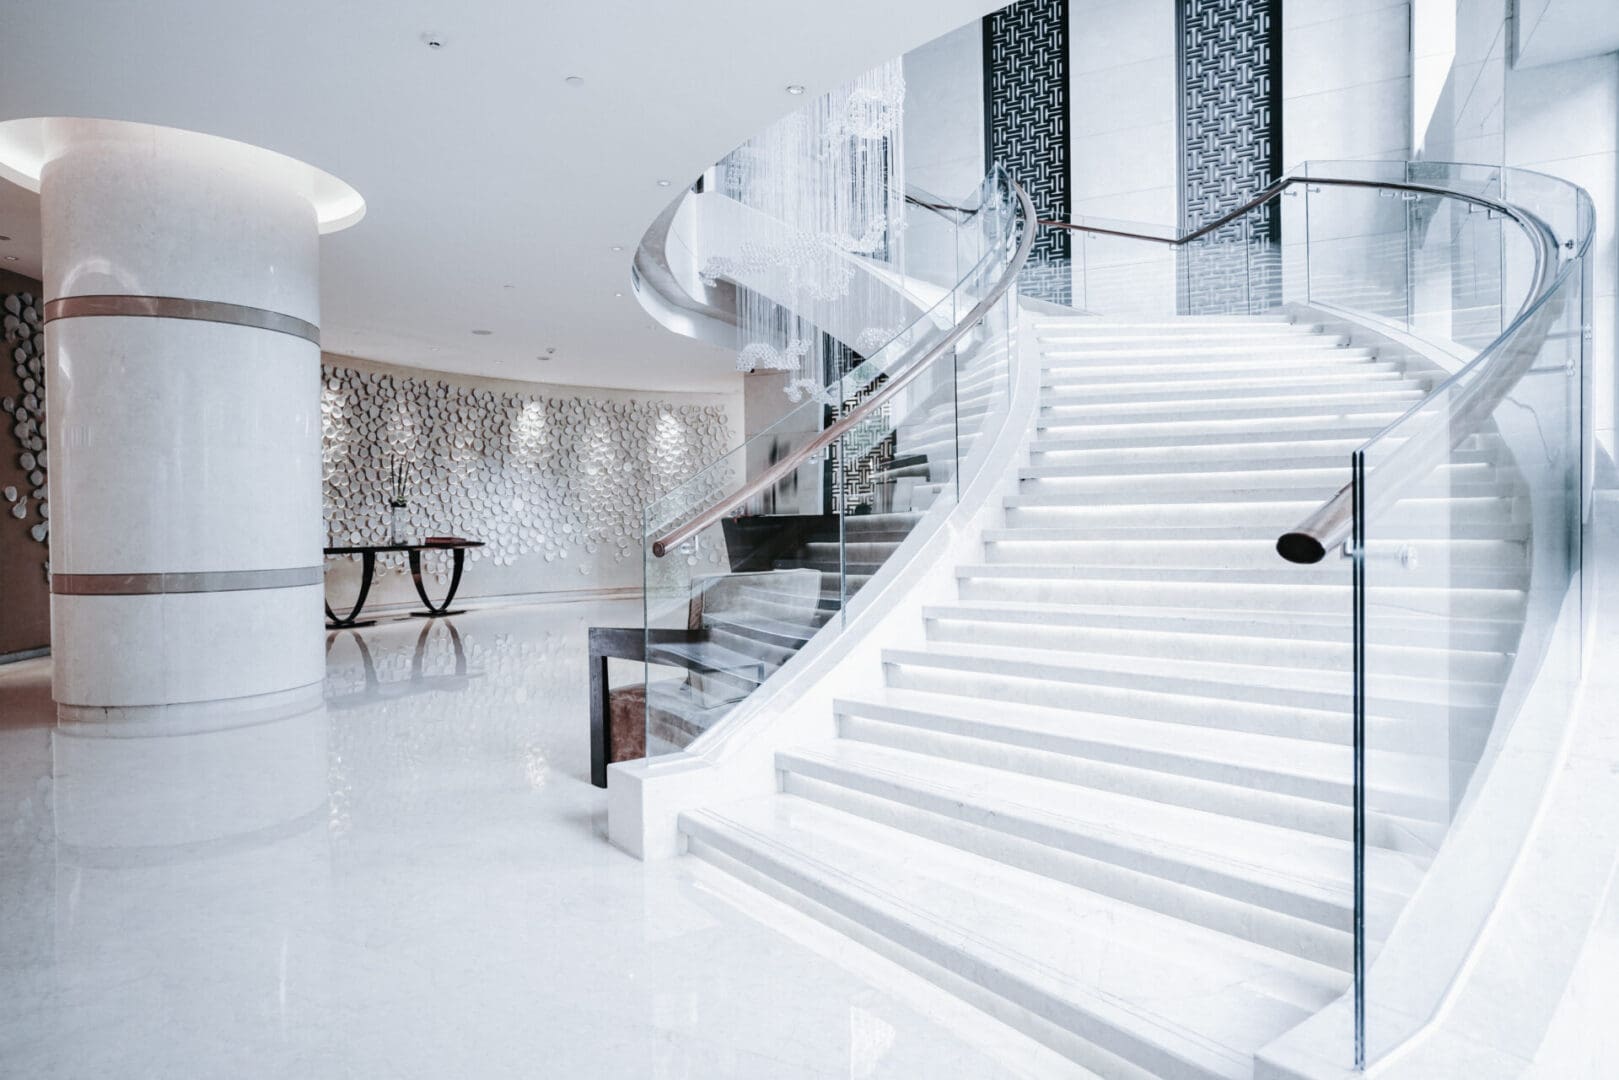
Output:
[
  {"xmin": 1042, "ymin": 170, "xmax": 1572, "ymax": 564},
  {"xmin": 650, "ymin": 178, "xmax": 1037, "ymax": 559}
]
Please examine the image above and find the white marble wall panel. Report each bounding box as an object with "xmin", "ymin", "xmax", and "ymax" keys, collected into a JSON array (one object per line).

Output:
[
  {"xmin": 1069, "ymin": 0, "xmax": 1178, "ymax": 311},
  {"xmin": 48, "ymin": 318, "xmax": 321, "ymax": 574},
  {"xmin": 1506, "ymin": 50, "xmax": 1619, "ymax": 450},
  {"xmin": 903, "ymin": 23, "xmax": 985, "ymax": 202},
  {"xmin": 52, "ymin": 585, "xmax": 325, "ymax": 709},
  {"xmin": 1282, "ymin": 2, "xmax": 1413, "ymax": 164},
  {"xmin": 39, "ymin": 120, "xmax": 320, "ymax": 323}
]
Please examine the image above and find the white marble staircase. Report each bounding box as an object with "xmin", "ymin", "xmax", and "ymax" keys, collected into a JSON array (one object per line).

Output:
[{"xmin": 674, "ymin": 314, "xmax": 1531, "ymax": 1079}]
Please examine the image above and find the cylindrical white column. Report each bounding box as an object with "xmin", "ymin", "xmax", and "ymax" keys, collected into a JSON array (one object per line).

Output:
[{"xmin": 36, "ymin": 119, "xmax": 358, "ymax": 725}]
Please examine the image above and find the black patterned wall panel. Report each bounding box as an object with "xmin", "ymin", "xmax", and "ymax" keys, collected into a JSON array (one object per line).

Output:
[
  {"xmin": 984, "ymin": 0, "xmax": 1070, "ymax": 305},
  {"xmin": 1179, "ymin": 0, "xmax": 1282, "ymax": 313}
]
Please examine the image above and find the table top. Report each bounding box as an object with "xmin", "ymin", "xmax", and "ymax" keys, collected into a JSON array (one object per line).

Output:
[{"xmin": 324, "ymin": 540, "xmax": 485, "ymax": 554}]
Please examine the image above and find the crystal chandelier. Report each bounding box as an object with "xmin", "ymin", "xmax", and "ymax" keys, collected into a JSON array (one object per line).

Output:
[{"xmin": 702, "ymin": 60, "xmax": 907, "ymax": 402}]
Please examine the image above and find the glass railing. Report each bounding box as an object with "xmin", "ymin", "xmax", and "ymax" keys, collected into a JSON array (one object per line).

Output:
[
  {"xmin": 638, "ymin": 165, "xmax": 1029, "ymax": 759},
  {"xmin": 1044, "ymin": 160, "xmax": 1593, "ymax": 1070},
  {"xmin": 1348, "ymin": 164, "xmax": 1591, "ymax": 1067}
]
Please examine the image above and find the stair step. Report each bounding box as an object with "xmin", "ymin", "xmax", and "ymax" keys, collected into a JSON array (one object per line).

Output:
[
  {"xmin": 775, "ymin": 740, "xmax": 1419, "ymax": 937},
  {"xmin": 953, "ymin": 563, "xmax": 1525, "ymax": 621},
  {"xmin": 981, "ymin": 535, "xmax": 1525, "ymax": 574},
  {"xmin": 881, "ymin": 641, "xmax": 1500, "ymax": 720},
  {"xmin": 1034, "ymin": 314, "xmax": 1297, "ymax": 329},
  {"xmin": 701, "ymin": 611, "xmax": 819, "ymax": 650},
  {"xmin": 1041, "ymin": 370, "xmax": 1417, "ymax": 401},
  {"xmin": 1030, "ymin": 420, "xmax": 1409, "ymax": 453},
  {"xmin": 919, "ymin": 600, "xmax": 1521, "ymax": 652},
  {"xmin": 1015, "ymin": 462, "xmax": 1494, "ymax": 497},
  {"xmin": 1035, "ymin": 410, "xmax": 1415, "ymax": 444},
  {"xmin": 922, "ymin": 597, "xmax": 1511, "ymax": 679},
  {"xmin": 1022, "ymin": 443, "xmax": 1496, "ymax": 474},
  {"xmin": 1039, "ymin": 389, "xmax": 1426, "ymax": 424},
  {"xmin": 682, "ymin": 795, "xmax": 1344, "ymax": 1080},
  {"xmin": 1041, "ymin": 341, "xmax": 1352, "ymax": 361},
  {"xmin": 834, "ymin": 688, "xmax": 1448, "ymax": 840},
  {"xmin": 1034, "ymin": 325, "xmax": 1323, "ymax": 346},
  {"xmin": 1041, "ymin": 355, "xmax": 1396, "ymax": 381},
  {"xmin": 1002, "ymin": 494, "xmax": 1520, "ymax": 531}
]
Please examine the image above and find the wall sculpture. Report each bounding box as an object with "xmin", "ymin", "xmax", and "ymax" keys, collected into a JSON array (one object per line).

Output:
[
  {"xmin": 1, "ymin": 291, "xmax": 48, "ymax": 580},
  {"xmin": 320, "ymin": 361, "xmax": 735, "ymax": 577}
]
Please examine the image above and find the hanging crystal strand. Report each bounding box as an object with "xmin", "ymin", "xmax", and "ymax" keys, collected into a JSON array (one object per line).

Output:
[{"xmin": 705, "ymin": 58, "xmax": 907, "ymax": 400}]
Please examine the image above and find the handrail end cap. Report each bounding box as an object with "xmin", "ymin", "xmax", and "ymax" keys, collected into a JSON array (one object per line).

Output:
[{"xmin": 1276, "ymin": 532, "xmax": 1327, "ymax": 565}]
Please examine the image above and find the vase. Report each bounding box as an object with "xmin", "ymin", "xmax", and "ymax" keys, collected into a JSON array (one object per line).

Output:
[{"xmin": 389, "ymin": 504, "xmax": 408, "ymax": 545}]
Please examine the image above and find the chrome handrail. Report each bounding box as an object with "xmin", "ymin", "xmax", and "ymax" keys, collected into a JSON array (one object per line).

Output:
[
  {"xmin": 650, "ymin": 178, "xmax": 1037, "ymax": 559},
  {"xmin": 1042, "ymin": 170, "xmax": 1567, "ymax": 564}
]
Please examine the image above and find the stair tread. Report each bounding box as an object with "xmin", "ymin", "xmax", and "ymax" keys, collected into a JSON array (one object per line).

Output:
[
  {"xmin": 834, "ymin": 686, "xmax": 1446, "ymax": 811},
  {"xmin": 881, "ymin": 640, "xmax": 1499, "ymax": 711},
  {"xmin": 684, "ymin": 794, "xmax": 1342, "ymax": 1080},
  {"xmin": 776, "ymin": 739, "xmax": 1422, "ymax": 912}
]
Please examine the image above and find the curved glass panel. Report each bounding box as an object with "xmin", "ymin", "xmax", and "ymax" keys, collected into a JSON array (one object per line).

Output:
[{"xmin": 636, "ymin": 166, "xmax": 1025, "ymax": 761}]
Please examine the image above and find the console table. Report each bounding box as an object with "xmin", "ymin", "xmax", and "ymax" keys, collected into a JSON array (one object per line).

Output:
[{"xmin": 323, "ymin": 540, "xmax": 485, "ymax": 628}]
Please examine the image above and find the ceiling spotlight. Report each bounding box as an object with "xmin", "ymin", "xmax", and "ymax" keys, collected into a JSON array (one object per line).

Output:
[
  {"xmin": 420, "ymin": 32, "xmax": 446, "ymax": 49},
  {"xmin": 2, "ymin": 255, "xmax": 15, "ymax": 262},
  {"xmin": 471, "ymin": 329, "xmax": 493, "ymax": 336},
  {"xmin": 614, "ymin": 291, "xmax": 624, "ymax": 298},
  {"xmin": 656, "ymin": 179, "xmax": 672, "ymax": 187},
  {"xmin": 785, "ymin": 84, "xmax": 806, "ymax": 95},
  {"xmin": 564, "ymin": 75, "xmax": 585, "ymax": 86},
  {"xmin": 609, "ymin": 244, "xmax": 624, "ymax": 252}
]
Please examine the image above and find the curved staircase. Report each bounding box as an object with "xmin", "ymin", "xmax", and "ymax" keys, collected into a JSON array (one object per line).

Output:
[{"xmin": 676, "ymin": 313, "xmax": 1530, "ymax": 1078}]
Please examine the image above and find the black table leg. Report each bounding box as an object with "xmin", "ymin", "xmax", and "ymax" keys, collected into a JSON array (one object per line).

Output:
[
  {"xmin": 408, "ymin": 547, "xmax": 468, "ymax": 618},
  {"xmin": 325, "ymin": 551, "xmax": 379, "ymax": 628}
]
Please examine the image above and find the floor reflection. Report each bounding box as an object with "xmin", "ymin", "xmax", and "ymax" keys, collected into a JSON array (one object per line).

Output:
[{"xmin": 0, "ymin": 601, "xmax": 1065, "ymax": 1079}]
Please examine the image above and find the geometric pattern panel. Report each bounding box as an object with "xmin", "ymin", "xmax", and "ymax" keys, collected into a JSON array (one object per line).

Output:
[
  {"xmin": 320, "ymin": 362, "xmax": 734, "ymax": 575},
  {"xmin": 984, "ymin": 0, "xmax": 1071, "ymax": 304},
  {"xmin": 825, "ymin": 339, "xmax": 896, "ymax": 514},
  {"xmin": 1180, "ymin": 0, "xmax": 1282, "ymax": 313}
]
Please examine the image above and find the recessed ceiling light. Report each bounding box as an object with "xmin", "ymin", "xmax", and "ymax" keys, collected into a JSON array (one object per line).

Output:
[
  {"xmin": 2, "ymin": 255, "xmax": 16, "ymax": 262},
  {"xmin": 564, "ymin": 75, "xmax": 585, "ymax": 86},
  {"xmin": 420, "ymin": 32, "xmax": 445, "ymax": 49},
  {"xmin": 614, "ymin": 291, "xmax": 624, "ymax": 298},
  {"xmin": 471, "ymin": 329, "xmax": 493, "ymax": 336},
  {"xmin": 786, "ymin": 84, "xmax": 806, "ymax": 95},
  {"xmin": 610, "ymin": 244, "xmax": 624, "ymax": 252},
  {"xmin": 656, "ymin": 179, "xmax": 672, "ymax": 187},
  {"xmin": 502, "ymin": 284, "xmax": 514, "ymax": 289}
]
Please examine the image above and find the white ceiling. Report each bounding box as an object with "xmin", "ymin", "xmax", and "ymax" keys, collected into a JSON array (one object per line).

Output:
[{"xmin": 0, "ymin": 0, "xmax": 997, "ymax": 391}]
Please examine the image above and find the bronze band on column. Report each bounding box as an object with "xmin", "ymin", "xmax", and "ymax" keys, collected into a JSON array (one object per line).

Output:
[
  {"xmin": 43, "ymin": 294, "xmax": 320, "ymax": 345},
  {"xmin": 52, "ymin": 566, "xmax": 325, "ymax": 595}
]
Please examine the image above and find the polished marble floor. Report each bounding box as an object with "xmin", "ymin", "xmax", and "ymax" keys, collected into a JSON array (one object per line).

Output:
[{"xmin": 0, "ymin": 600, "xmax": 1079, "ymax": 1079}]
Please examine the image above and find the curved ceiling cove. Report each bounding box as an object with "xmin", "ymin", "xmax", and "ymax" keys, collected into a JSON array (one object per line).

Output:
[
  {"xmin": 0, "ymin": 117, "xmax": 365, "ymax": 234},
  {"xmin": 0, "ymin": 0, "xmax": 1001, "ymax": 391}
]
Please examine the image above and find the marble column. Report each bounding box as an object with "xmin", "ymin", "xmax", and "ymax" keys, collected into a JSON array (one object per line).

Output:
[{"xmin": 30, "ymin": 118, "xmax": 361, "ymax": 728}]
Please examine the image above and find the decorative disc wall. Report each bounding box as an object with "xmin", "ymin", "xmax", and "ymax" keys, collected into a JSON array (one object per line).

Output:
[
  {"xmin": 320, "ymin": 363, "xmax": 733, "ymax": 576},
  {"xmin": 1, "ymin": 291, "xmax": 48, "ymax": 582}
]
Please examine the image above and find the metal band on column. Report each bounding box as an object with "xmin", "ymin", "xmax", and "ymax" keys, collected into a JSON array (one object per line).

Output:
[
  {"xmin": 44, "ymin": 294, "xmax": 321, "ymax": 345},
  {"xmin": 52, "ymin": 566, "xmax": 325, "ymax": 596}
]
